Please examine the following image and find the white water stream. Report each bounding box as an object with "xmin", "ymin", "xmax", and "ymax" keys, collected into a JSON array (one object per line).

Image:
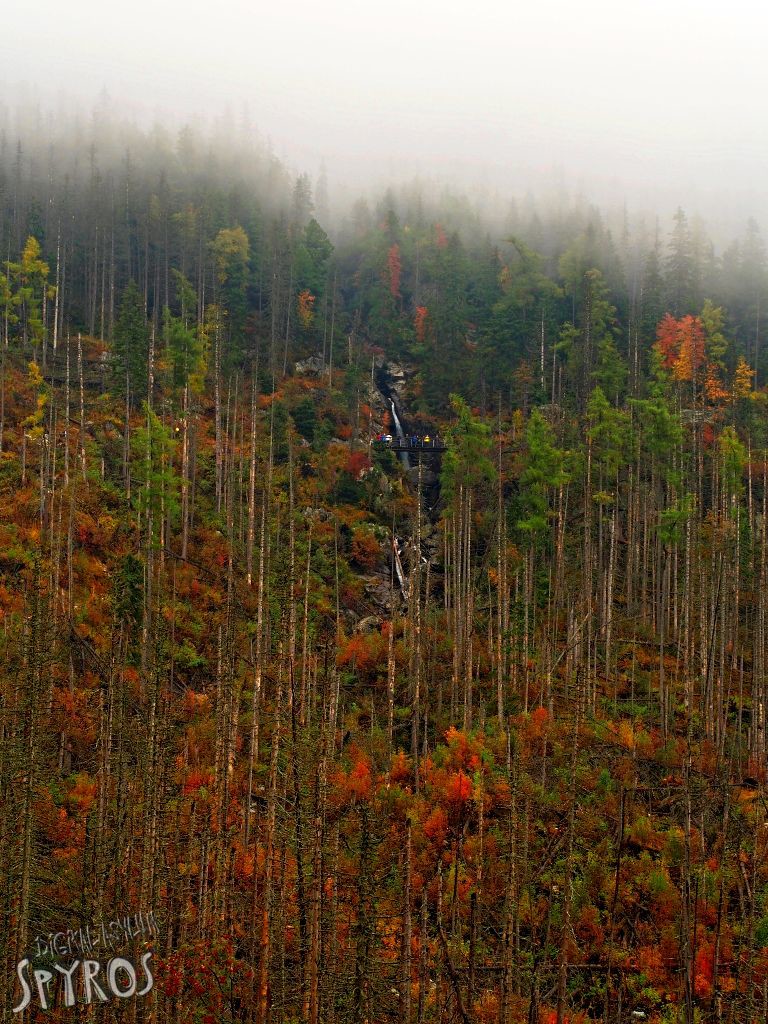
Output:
[
  {"xmin": 388, "ymin": 398, "xmax": 410, "ymax": 469},
  {"xmin": 387, "ymin": 394, "xmax": 410, "ymax": 597}
]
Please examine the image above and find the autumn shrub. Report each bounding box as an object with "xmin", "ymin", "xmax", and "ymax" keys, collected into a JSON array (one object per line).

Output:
[{"xmin": 350, "ymin": 527, "xmax": 380, "ymax": 570}]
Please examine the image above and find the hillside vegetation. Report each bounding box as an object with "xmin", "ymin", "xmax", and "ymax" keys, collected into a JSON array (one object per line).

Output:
[{"xmin": 2, "ymin": 115, "xmax": 768, "ymax": 1024}]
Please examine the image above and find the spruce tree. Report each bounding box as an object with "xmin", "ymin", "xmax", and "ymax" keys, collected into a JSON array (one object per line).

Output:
[{"xmin": 112, "ymin": 280, "xmax": 149, "ymax": 405}]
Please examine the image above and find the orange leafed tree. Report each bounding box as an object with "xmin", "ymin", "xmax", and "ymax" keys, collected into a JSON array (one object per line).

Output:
[
  {"xmin": 345, "ymin": 450, "xmax": 371, "ymax": 479},
  {"xmin": 733, "ymin": 355, "xmax": 755, "ymax": 399},
  {"xmin": 655, "ymin": 313, "xmax": 706, "ymax": 382},
  {"xmin": 414, "ymin": 305, "xmax": 429, "ymax": 343},
  {"xmin": 655, "ymin": 313, "xmax": 680, "ymax": 369},
  {"xmin": 297, "ymin": 289, "xmax": 315, "ymax": 328},
  {"xmin": 387, "ymin": 244, "xmax": 401, "ymax": 299},
  {"xmin": 704, "ymin": 363, "xmax": 729, "ymax": 403},
  {"xmin": 331, "ymin": 746, "xmax": 374, "ymax": 804},
  {"xmin": 350, "ymin": 527, "xmax": 379, "ymax": 570},
  {"xmin": 673, "ymin": 315, "xmax": 706, "ymax": 382}
]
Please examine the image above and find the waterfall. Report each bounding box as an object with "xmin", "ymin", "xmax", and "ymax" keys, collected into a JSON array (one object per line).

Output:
[
  {"xmin": 389, "ymin": 398, "xmax": 410, "ymax": 469},
  {"xmin": 392, "ymin": 536, "xmax": 409, "ymax": 598}
]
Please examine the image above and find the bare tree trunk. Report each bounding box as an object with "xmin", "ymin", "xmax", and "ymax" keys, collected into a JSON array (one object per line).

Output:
[{"xmin": 401, "ymin": 816, "xmax": 413, "ymax": 1024}]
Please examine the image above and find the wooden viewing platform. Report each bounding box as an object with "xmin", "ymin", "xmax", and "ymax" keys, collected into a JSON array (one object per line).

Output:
[{"xmin": 372, "ymin": 438, "xmax": 447, "ymax": 453}]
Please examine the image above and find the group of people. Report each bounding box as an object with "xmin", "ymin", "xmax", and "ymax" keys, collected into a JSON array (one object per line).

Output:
[{"xmin": 374, "ymin": 433, "xmax": 443, "ymax": 448}]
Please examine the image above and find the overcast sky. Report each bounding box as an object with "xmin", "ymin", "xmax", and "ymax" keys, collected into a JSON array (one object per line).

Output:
[{"xmin": 3, "ymin": 0, "xmax": 768, "ymax": 231}]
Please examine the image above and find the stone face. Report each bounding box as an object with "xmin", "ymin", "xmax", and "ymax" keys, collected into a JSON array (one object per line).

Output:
[
  {"xmin": 294, "ymin": 354, "xmax": 324, "ymax": 376},
  {"xmin": 355, "ymin": 615, "xmax": 382, "ymax": 634},
  {"xmin": 385, "ymin": 362, "xmax": 410, "ymax": 400},
  {"xmin": 302, "ymin": 507, "xmax": 334, "ymax": 522},
  {"xmin": 342, "ymin": 608, "xmax": 360, "ymax": 629},
  {"xmin": 364, "ymin": 579, "xmax": 398, "ymax": 612}
]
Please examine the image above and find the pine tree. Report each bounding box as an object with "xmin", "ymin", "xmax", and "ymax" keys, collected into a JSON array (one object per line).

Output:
[
  {"xmin": 112, "ymin": 280, "xmax": 150, "ymax": 404},
  {"xmin": 295, "ymin": 218, "xmax": 333, "ymax": 298},
  {"xmin": 517, "ymin": 409, "xmax": 568, "ymax": 537},
  {"xmin": 666, "ymin": 207, "xmax": 695, "ymax": 315},
  {"xmin": 6, "ymin": 236, "xmax": 51, "ymax": 352},
  {"xmin": 211, "ymin": 225, "xmax": 250, "ymax": 370}
]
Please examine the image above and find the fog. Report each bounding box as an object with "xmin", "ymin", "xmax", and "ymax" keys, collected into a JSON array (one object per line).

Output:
[{"xmin": 2, "ymin": 0, "xmax": 767, "ymax": 235}]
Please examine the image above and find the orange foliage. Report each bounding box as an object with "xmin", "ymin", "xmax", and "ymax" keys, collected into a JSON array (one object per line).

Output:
[
  {"xmin": 444, "ymin": 726, "xmax": 482, "ymax": 771},
  {"xmin": 655, "ymin": 313, "xmax": 680, "ymax": 369},
  {"xmin": 345, "ymin": 450, "xmax": 371, "ymax": 479},
  {"xmin": 704, "ymin": 363, "xmax": 729, "ymax": 403},
  {"xmin": 445, "ymin": 770, "xmax": 473, "ymax": 806},
  {"xmin": 423, "ymin": 805, "xmax": 449, "ymax": 844},
  {"xmin": 655, "ymin": 313, "xmax": 705, "ymax": 382},
  {"xmin": 675, "ymin": 316, "xmax": 706, "ymax": 381},
  {"xmin": 297, "ymin": 289, "xmax": 315, "ymax": 328},
  {"xmin": 540, "ymin": 1011, "xmax": 580, "ymax": 1024},
  {"xmin": 183, "ymin": 770, "xmax": 212, "ymax": 796},
  {"xmin": 474, "ymin": 991, "xmax": 499, "ymax": 1023},
  {"xmin": 575, "ymin": 904, "xmax": 604, "ymax": 948},
  {"xmin": 733, "ymin": 355, "xmax": 755, "ymax": 399},
  {"xmin": 635, "ymin": 944, "xmax": 664, "ymax": 983},
  {"xmin": 351, "ymin": 528, "xmax": 379, "ymax": 570},
  {"xmin": 414, "ymin": 305, "xmax": 429, "ymax": 343},
  {"xmin": 694, "ymin": 941, "xmax": 714, "ymax": 999},
  {"xmin": 332, "ymin": 748, "xmax": 373, "ymax": 803},
  {"xmin": 618, "ymin": 719, "xmax": 636, "ymax": 749},
  {"xmin": 68, "ymin": 774, "xmax": 97, "ymax": 815},
  {"xmin": 526, "ymin": 706, "xmax": 550, "ymax": 740},
  {"xmin": 337, "ymin": 633, "xmax": 383, "ymax": 674},
  {"xmin": 389, "ymin": 750, "xmax": 412, "ymax": 786},
  {"xmin": 183, "ymin": 689, "xmax": 211, "ymax": 718},
  {"xmin": 234, "ymin": 848, "xmax": 255, "ymax": 881}
]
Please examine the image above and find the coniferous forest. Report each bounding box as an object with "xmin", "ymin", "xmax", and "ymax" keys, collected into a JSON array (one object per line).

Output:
[{"xmin": 4, "ymin": 108, "xmax": 768, "ymax": 1024}]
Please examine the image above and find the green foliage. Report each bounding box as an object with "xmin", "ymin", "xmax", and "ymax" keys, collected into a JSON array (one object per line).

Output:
[
  {"xmin": 719, "ymin": 425, "xmax": 747, "ymax": 500},
  {"xmin": 440, "ymin": 394, "xmax": 495, "ymax": 503},
  {"xmin": 3, "ymin": 236, "xmax": 51, "ymax": 349},
  {"xmin": 563, "ymin": 268, "xmax": 621, "ymax": 404},
  {"xmin": 755, "ymin": 914, "xmax": 768, "ymax": 948},
  {"xmin": 269, "ymin": 399, "xmax": 291, "ymax": 464},
  {"xmin": 174, "ymin": 640, "xmax": 207, "ymax": 671},
  {"xmin": 630, "ymin": 393, "xmax": 684, "ymax": 484},
  {"xmin": 291, "ymin": 397, "xmax": 318, "ymax": 442},
  {"xmin": 701, "ymin": 298, "xmax": 729, "ymax": 367},
  {"xmin": 131, "ymin": 403, "xmax": 181, "ymax": 544},
  {"xmin": 332, "ymin": 472, "xmax": 365, "ymax": 506},
  {"xmin": 112, "ymin": 281, "xmax": 150, "ymax": 404},
  {"xmin": 587, "ymin": 385, "xmax": 629, "ymax": 481},
  {"xmin": 164, "ymin": 273, "xmax": 207, "ymax": 398},
  {"xmin": 658, "ymin": 494, "xmax": 695, "ymax": 546},
  {"xmin": 22, "ymin": 360, "xmax": 50, "ymax": 440},
  {"xmin": 517, "ymin": 409, "xmax": 568, "ymax": 537},
  {"xmin": 502, "ymin": 237, "xmax": 560, "ymax": 312},
  {"xmin": 211, "ymin": 226, "xmax": 250, "ymax": 366},
  {"xmin": 294, "ymin": 218, "xmax": 333, "ymax": 298},
  {"xmin": 592, "ymin": 334, "xmax": 627, "ymax": 402}
]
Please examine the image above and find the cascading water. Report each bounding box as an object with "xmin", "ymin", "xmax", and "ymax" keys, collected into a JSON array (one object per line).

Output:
[
  {"xmin": 387, "ymin": 394, "xmax": 410, "ymax": 596},
  {"xmin": 392, "ymin": 536, "xmax": 409, "ymax": 598},
  {"xmin": 388, "ymin": 398, "xmax": 410, "ymax": 469}
]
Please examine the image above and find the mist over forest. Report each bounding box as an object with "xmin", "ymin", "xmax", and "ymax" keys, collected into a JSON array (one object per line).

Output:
[{"xmin": 2, "ymin": 92, "xmax": 767, "ymax": 401}]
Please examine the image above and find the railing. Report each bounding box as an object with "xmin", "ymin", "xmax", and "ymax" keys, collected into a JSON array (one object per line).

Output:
[{"xmin": 373, "ymin": 438, "xmax": 447, "ymax": 453}]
